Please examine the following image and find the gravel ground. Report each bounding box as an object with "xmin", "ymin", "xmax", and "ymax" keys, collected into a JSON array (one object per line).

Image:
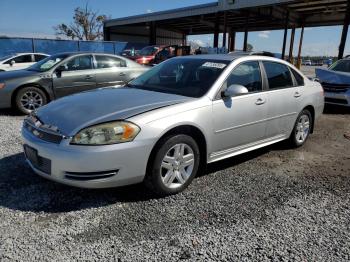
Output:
[{"xmin": 0, "ymin": 106, "xmax": 350, "ymax": 261}]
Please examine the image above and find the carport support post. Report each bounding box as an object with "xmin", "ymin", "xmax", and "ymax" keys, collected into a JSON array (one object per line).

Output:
[
  {"xmin": 213, "ymin": 12, "xmax": 219, "ymax": 48},
  {"xmin": 229, "ymin": 31, "xmax": 236, "ymax": 52},
  {"xmin": 297, "ymin": 26, "xmax": 304, "ymax": 69},
  {"xmin": 222, "ymin": 11, "xmax": 227, "ymax": 48},
  {"xmin": 149, "ymin": 21, "xmax": 157, "ymax": 45},
  {"xmin": 243, "ymin": 12, "xmax": 249, "ymax": 52},
  {"xmin": 338, "ymin": 0, "xmax": 350, "ymax": 60},
  {"xmin": 288, "ymin": 26, "xmax": 296, "ymax": 64},
  {"xmin": 281, "ymin": 10, "xmax": 289, "ymax": 60}
]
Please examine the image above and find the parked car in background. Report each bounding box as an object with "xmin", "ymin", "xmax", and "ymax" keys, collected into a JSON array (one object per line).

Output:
[
  {"xmin": 302, "ymin": 59, "xmax": 312, "ymax": 66},
  {"xmin": 316, "ymin": 56, "xmax": 350, "ymax": 107},
  {"xmin": 22, "ymin": 54, "xmax": 324, "ymax": 196},
  {"xmin": 133, "ymin": 45, "xmax": 175, "ymax": 65},
  {"xmin": 0, "ymin": 53, "xmax": 48, "ymax": 72},
  {"xmin": 0, "ymin": 52, "xmax": 149, "ymax": 114},
  {"xmin": 133, "ymin": 45, "xmax": 190, "ymax": 65}
]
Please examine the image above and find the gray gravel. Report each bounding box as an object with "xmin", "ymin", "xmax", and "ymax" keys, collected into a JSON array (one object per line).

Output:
[{"xmin": 0, "ymin": 106, "xmax": 350, "ymax": 261}]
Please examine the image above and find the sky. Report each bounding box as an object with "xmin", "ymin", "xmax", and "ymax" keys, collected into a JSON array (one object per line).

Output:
[{"xmin": 0, "ymin": 0, "xmax": 349, "ymax": 56}]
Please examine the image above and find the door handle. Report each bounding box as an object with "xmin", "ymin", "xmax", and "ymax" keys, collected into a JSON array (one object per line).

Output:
[
  {"xmin": 294, "ymin": 92, "xmax": 301, "ymax": 98},
  {"xmin": 255, "ymin": 98, "xmax": 266, "ymax": 105},
  {"xmin": 85, "ymin": 75, "xmax": 93, "ymax": 80},
  {"xmin": 119, "ymin": 72, "xmax": 126, "ymax": 76}
]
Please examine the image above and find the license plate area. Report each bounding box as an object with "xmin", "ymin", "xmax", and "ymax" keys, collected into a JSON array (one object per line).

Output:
[
  {"xmin": 24, "ymin": 145, "xmax": 52, "ymax": 175},
  {"xmin": 24, "ymin": 145, "xmax": 39, "ymax": 166}
]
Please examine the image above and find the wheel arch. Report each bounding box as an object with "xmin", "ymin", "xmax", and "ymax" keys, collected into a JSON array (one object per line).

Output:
[
  {"xmin": 303, "ymin": 105, "xmax": 315, "ymax": 134},
  {"xmin": 11, "ymin": 83, "xmax": 51, "ymax": 108},
  {"xmin": 146, "ymin": 124, "xmax": 208, "ymax": 176}
]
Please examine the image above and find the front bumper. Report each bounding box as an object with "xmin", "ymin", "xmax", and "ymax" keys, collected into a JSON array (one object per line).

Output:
[
  {"xmin": 324, "ymin": 90, "xmax": 350, "ymax": 107},
  {"xmin": 22, "ymin": 126, "xmax": 155, "ymax": 189}
]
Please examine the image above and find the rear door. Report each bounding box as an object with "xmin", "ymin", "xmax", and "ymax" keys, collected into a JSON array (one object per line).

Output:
[
  {"xmin": 53, "ymin": 55, "xmax": 96, "ymax": 97},
  {"xmin": 262, "ymin": 61, "xmax": 299, "ymax": 137},
  {"xmin": 94, "ymin": 55, "xmax": 130, "ymax": 87},
  {"xmin": 212, "ymin": 61, "xmax": 268, "ymax": 155}
]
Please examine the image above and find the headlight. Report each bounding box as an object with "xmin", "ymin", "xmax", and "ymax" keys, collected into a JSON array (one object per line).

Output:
[{"xmin": 71, "ymin": 121, "xmax": 140, "ymax": 145}]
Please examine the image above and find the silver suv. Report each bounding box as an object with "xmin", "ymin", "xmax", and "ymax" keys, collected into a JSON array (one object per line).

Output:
[{"xmin": 22, "ymin": 54, "xmax": 324, "ymax": 196}]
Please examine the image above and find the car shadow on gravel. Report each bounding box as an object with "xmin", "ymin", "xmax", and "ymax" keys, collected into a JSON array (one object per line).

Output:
[
  {"xmin": 0, "ymin": 141, "xmax": 295, "ymax": 214},
  {"xmin": 323, "ymin": 105, "xmax": 350, "ymax": 115},
  {"xmin": 0, "ymin": 108, "xmax": 22, "ymax": 116},
  {"xmin": 0, "ymin": 153, "xmax": 157, "ymax": 213}
]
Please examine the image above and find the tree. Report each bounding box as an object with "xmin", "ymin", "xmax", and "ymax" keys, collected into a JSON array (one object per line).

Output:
[
  {"xmin": 54, "ymin": 4, "xmax": 108, "ymax": 40},
  {"xmin": 247, "ymin": 43, "xmax": 253, "ymax": 52}
]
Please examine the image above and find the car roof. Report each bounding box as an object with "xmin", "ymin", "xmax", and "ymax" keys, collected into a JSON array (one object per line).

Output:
[{"xmin": 176, "ymin": 53, "xmax": 283, "ymax": 62}]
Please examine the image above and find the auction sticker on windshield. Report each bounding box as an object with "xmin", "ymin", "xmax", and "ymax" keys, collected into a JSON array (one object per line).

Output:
[{"xmin": 202, "ymin": 62, "xmax": 227, "ymax": 69}]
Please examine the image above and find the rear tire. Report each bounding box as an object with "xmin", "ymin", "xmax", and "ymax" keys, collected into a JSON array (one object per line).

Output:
[
  {"xmin": 289, "ymin": 109, "xmax": 312, "ymax": 147},
  {"xmin": 15, "ymin": 86, "xmax": 47, "ymax": 115},
  {"xmin": 144, "ymin": 134, "xmax": 200, "ymax": 196}
]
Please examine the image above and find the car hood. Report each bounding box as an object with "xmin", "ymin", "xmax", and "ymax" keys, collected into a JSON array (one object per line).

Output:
[
  {"xmin": 35, "ymin": 88, "xmax": 191, "ymax": 136},
  {"xmin": 315, "ymin": 68, "xmax": 350, "ymax": 84},
  {"xmin": 0, "ymin": 69, "xmax": 38, "ymax": 81}
]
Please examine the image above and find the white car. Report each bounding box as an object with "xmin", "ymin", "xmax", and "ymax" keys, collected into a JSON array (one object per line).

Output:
[{"xmin": 0, "ymin": 53, "xmax": 48, "ymax": 72}]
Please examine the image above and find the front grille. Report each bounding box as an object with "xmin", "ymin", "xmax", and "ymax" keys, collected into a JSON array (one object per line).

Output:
[
  {"xmin": 24, "ymin": 121, "xmax": 63, "ymax": 144},
  {"xmin": 24, "ymin": 145, "xmax": 51, "ymax": 174},
  {"xmin": 65, "ymin": 170, "xmax": 119, "ymax": 181},
  {"xmin": 325, "ymin": 97, "xmax": 348, "ymax": 105},
  {"xmin": 322, "ymin": 82, "xmax": 350, "ymax": 93}
]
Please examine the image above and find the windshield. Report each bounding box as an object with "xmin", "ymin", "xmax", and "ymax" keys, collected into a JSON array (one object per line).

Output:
[
  {"xmin": 129, "ymin": 58, "xmax": 230, "ymax": 98},
  {"xmin": 139, "ymin": 46, "xmax": 160, "ymax": 56},
  {"xmin": 329, "ymin": 60, "xmax": 350, "ymax": 73},
  {"xmin": 27, "ymin": 54, "xmax": 69, "ymax": 72}
]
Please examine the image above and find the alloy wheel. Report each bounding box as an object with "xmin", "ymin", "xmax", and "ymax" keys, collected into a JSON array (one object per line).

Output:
[
  {"xmin": 20, "ymin": 91, "xmax": 44, "ymax": 111},
  {"xmin": 295, "ymin": 114, "xmax": 310, "ymax": 144},
  {"xmin": 160, "ymin": 143, "xmax": 195, "ymax": 189}
]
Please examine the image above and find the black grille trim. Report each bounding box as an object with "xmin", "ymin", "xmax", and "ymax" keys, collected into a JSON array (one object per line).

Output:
[
  {"xmin": 24, "ymin": 121, "xmax": 63, "ymax": 144},
  {"xmin": 322, "ymin": 82, "xmax": 350, "ymax": 93},
  {"xmin": 65, "ymin": 170, "xmax": 119, "ymax": 181},
  {"xmin": 325, "ymin": 98, "xmax": 348, "ymax": 105}
]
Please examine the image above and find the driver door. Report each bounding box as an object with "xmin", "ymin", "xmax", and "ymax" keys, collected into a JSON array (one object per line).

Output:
[
  {"xmin": 53, "ymin": 55, "xmax": 96, "ymax": 98},
  {"xmin": 211, "ymin": 61, "xmax": 268, "ymax": 157}
]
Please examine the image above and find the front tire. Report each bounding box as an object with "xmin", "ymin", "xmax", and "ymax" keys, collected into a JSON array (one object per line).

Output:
[
  {"xmin": 15, "ymin": 86, "xmax": 47, "ymax": 114},
  {"xmin": 289, "ymin": 109, "xmax": 312, "ymax": 147},
  {"xmin": 145, "ymin": 134, "xmax": 200, "ymax": 196}
]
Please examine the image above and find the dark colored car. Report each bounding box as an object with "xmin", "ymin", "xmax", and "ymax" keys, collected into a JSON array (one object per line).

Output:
[{"xmin": 0, "ymin": 52, "xmax": 149, "ymax": 114}]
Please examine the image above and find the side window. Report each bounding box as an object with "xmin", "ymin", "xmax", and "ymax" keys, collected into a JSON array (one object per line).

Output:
[
  {"xmin": 290, "ymin": 68, "xmax": 305, "ymax": 86},
  {"xmin": 95, "ymin": 56, "xmax": 126, "ymax": 69},
  {"xmin": 9, "ymin": 55, "xmax": 33, "ymax": 63},
  {"xmin": 64, "ymin": 55, "xmax": 92, "ymax": 71},
  {"xmin": 263, "ymin": 61, "xmax": 293, "ymax": 90},
  {"xmin": 34, "ymin": 54, "xmax": 47, "ymax": 62},
  {"xmin": 224, "ymin": 61, "xmax": 262, "ymax": 93}
]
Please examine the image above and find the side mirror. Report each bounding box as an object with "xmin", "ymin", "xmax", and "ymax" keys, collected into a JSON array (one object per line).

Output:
[
  {"xmin": 222, "ymin": 84, "xmax": 249, "ymax": 98},
  {"xmin": 55, "ymin": 65, "xmax": 67, "ymax": 77},
  {"xmin": 10, "ymin": 60, "xmax": 15, "ymax": 66}
]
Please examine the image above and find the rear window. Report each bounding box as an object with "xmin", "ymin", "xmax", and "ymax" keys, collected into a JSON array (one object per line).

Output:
[
  {"xmin": 290, "ymin": 68, "xmax": 304, "ymax": 86},
  {"xmin": 263, "ymin": 61, "xmax": 293, "ymax": 90}
]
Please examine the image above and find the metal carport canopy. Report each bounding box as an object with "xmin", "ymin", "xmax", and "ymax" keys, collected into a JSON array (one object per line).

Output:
[{"xmin": 104, "ymin": 0, "xmax": 349, "ymax": 34}]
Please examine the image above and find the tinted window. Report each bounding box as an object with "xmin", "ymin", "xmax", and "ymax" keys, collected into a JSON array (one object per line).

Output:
[
  {"xmin": 34, "ymin": 54, "xmax": 47, "ymax": 62},
  {"xmin": 6, "ymin": 54, "xmax": 32, "ymax": 64},
  {"xmin": 95, "ymin": 56, "xmax": 126, "ymax": 68},
  {"xmin": 64, "ymin": 55, "xmax": 92, "ymax": 71},
  {"xmin": 329, "ymin": 60, "xmax": 350, "ymax": 73},
  {"xmin": 130, "ymin": 58, "xmax": 229, "ymax": 98},
  {"xmin": 225, "ymin": 61, "xmax": 262, "ymax": 92},
  {"xmin": 291, "ymin": 68, "xmax": 304, "ymax": 86},
  {"xmin": 263, "ymin": 61, "xmax": 293, "ymax": 90}
]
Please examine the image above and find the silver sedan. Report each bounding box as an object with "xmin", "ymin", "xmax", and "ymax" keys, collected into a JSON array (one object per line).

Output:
[{"xmin": 22, "ymin": 54, "xmax": 324, "ymax": 196}]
